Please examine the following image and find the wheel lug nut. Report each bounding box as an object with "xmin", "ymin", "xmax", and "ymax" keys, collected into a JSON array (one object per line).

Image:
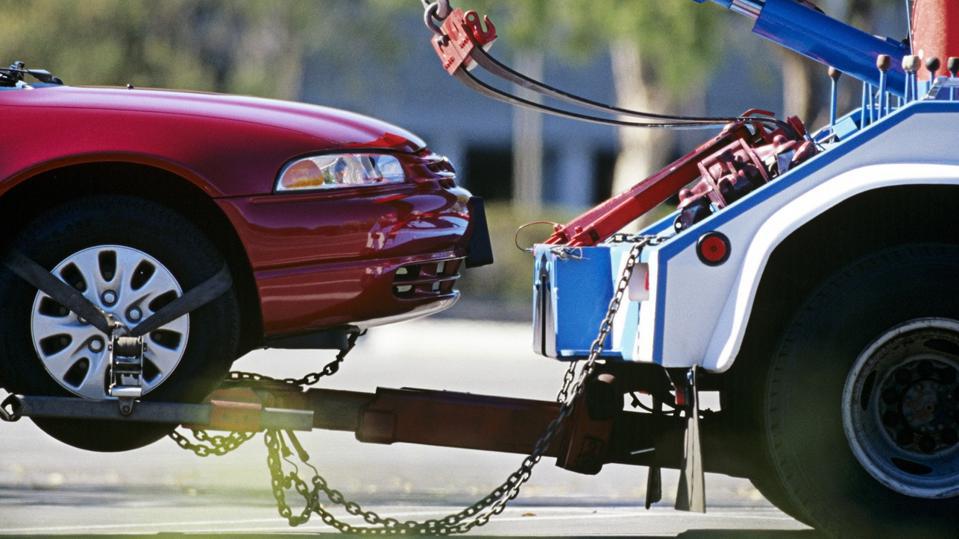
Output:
[
  {"xmin": 128, "ymin": 307, "xmax": 142, "ymax": 322},
  {"xmin": 102, "ymin": 290, "xmax": 117, "ymax": 306},
  {"xmin": 89, "ymin": 338, "xmax": 104, "ymax": 353}
]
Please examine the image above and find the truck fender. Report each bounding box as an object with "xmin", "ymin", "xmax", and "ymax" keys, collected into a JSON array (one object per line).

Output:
[{"xmin": 702, "ymin": 163, "xmax": 959, "ymax": 372}]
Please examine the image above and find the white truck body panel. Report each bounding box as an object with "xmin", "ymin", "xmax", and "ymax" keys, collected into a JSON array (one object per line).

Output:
[{"xmin": 634, "ymin": 104, "xmax": 959, "ymax": 370}]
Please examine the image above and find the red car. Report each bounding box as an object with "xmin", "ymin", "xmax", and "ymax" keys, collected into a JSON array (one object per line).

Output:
[{"xmin": 0, "ymin": 67, "xmax": 490, "ymax": 451}]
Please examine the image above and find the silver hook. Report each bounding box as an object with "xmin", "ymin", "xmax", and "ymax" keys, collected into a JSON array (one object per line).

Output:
[{"xmin": 423, "ymin": 2, "xmax": 443, "ymax": 36}]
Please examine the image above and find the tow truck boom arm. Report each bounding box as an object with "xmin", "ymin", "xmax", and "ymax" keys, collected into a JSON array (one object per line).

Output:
[{"xmin": 697, "ymin": 0, "xmax": 908, "ymax": 95}]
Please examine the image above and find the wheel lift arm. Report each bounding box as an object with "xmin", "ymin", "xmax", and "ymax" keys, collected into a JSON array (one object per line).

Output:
[{"xmin": 6, "ymin": 383, "xmax": 748, "ymax": 478}]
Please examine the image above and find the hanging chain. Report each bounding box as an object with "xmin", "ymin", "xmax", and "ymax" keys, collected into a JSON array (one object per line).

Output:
[
  {"xmin": 169, "ymin": 428, "xmax": 256, "ymax": 457},
  {"xmin": 168, "ymin": 331, "xmax": 364, "ymax": 456},
  {"xmin": 229, "ymin": 330, "xmax": 364, "ymax": 388},
  {"xmin": 261, "ymin": 237, "xmax": 651, "ymax": 535}
]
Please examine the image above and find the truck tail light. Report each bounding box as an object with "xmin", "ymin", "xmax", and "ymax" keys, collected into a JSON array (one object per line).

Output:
[{"xmin": 697, "ymin": 232, "xmax": 731, "ymax": 266}]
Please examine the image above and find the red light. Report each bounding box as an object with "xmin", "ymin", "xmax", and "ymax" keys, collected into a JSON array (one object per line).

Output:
[{"xmin": 697, "ymin": 232, "xmax": 730, "ymax": 266}]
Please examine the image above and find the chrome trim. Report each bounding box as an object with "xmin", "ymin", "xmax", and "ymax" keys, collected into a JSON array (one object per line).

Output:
[{"xmin": 730, "ymin": 0, "xmax": 764, "ymax": 19}]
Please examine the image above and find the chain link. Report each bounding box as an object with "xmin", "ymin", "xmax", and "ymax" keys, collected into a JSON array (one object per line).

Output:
[
  {"xmin": 260, "ymin": 237, "xmax": 651, "ymax": 534},
  {"xmin": 169, "ymin": 428, "xmax": 255, "ymax": 457},
  {"xmin": 168, "ymin": 238, "xmax": 649, "ymax": 533},
  {"xmin": 230, "ymin": 330, "xmax": 363, "ymax": 388},
  {"xmin": 168, "ymin": 331, "xmax": 363, "ymax": 456}
]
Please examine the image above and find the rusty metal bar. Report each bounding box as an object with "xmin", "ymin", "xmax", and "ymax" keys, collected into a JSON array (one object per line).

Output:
[{"xmin": 256, "ymin": 385, "xmax": 748, "ymax": 478}]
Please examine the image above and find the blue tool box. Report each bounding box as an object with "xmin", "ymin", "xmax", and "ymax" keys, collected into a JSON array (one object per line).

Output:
[{"xmin": 531, "ymin": 243, "xmax": 640, "ymax": 360}]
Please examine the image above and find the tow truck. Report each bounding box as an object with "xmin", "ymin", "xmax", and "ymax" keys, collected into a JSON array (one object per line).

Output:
[{"xmin": 2, "ymin": 0, "xmax": 958, "ymax": 537}]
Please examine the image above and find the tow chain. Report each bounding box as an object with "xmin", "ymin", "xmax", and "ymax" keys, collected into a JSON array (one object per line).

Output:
[
  {"xmin": 168, "ymin": 331, "xmax": 363, "ymax": 457},
  {"xmin": 255, "ymin": 237, "xmax": 651, "ymax": 535}
]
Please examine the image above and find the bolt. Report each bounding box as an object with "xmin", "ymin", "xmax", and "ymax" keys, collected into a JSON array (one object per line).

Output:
[
  {"xmin": 128, "ymin": 307, "xmax": 142, "ymax": 322},
  {"xmin": 101, "ymin": 290, "xmax": 117, "ymax": 306},
  {"xmin": 89, "ymin": 338, "xmax": 104, "ymax": 353}
]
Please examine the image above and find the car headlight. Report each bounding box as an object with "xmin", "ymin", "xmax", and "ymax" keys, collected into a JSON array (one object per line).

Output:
[{"xmin": 276, "ymin": 153, "xmax": 406, "ymax": 192}]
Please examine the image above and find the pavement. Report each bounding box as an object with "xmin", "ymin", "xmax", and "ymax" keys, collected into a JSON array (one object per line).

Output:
[{"xmin": 0, "ymin": 319, "xmax": 814, "ymax": 537}]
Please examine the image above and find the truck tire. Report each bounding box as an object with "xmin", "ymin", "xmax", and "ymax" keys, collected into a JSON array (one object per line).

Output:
[
  {"xmin": 0, "ymin": 195, "xmax": 240, "ymax": 451},
  {"xmin": 762, "ymin": 243, "xmax": 959, "ymax": 537}
]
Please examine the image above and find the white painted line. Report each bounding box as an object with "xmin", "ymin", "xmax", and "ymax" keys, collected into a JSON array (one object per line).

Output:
[
  {"xmin": 0, "ymin": 509, "xmax": 455, "ymax": 534},
  {"xmin": 3, "ymin": 509, "xmax": 800, "ymax": 535}
]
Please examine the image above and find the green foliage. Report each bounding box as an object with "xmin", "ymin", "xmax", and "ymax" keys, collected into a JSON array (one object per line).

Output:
[
  {"xmin": 0, "ymin": 0, "xmax": 396, "ymax": 99},
  {"xmin": 466, "ymin": 0, "xmax": 723, "ymax": 95}
]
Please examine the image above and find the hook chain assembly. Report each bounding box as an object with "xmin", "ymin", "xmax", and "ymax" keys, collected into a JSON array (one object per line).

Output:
[
  {"xmin": 170, "ymin": 237, "xmax": 651, "ymax": 534},
  {"xmin": 420, "ymin": 1, "xmax": 796, "ymax": 135}
]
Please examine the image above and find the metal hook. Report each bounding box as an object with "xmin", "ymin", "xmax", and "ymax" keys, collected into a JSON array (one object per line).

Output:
[
  {"xmin": 423, "ymin": 3, "xmax": 443, "ymax": 36},
  {"xmin": 514, "ymin": 220, "xmax": 559, "ymax": 254},
  {"xmin": 423, "ymin": 1, "xmax": 453, "ymax": 36},
  {"xmin": 463, "ymin": 10, "xmax": 497, "ymax": 45},
  {"xmin": 0, "ymin": 395, "xmax": 22, "ymax": 422},
  {"xmin": 435, "ymin": 0, "xmax": 452, "ymax": 19}
]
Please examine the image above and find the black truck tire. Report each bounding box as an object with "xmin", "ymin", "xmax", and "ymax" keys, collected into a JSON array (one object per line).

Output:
[{"xmin": 760, "ymin": 243, "xmax": 959, "ymax": 537}]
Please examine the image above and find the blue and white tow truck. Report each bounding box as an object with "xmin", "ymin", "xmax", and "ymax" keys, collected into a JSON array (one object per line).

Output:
[{"xmin": 3, "ymin": 1, "xmax": 957, "ymax": 537}]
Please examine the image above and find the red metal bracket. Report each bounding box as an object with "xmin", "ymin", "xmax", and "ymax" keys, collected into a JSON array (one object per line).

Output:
[{"xmin": 431, "ymin": 8, "xmax": 498, "ymax": 75}]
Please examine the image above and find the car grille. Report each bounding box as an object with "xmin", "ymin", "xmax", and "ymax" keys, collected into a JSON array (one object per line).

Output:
[
  {"xmin": 413, "ymin": 149, "xmax": 456, "ymax": 182},
  {"xmin": 393, "ymin": 258, "xmax": 463, "ymax": 299}
]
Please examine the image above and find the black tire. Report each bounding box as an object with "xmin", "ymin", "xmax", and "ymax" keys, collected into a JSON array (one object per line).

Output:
[
  {"xmin": 761, "ymin": 243, "xmax": 959, "ymax": 538},
  {"xmin": 0, "ymin": 195, "xmax": 240, "ymax": 451}
]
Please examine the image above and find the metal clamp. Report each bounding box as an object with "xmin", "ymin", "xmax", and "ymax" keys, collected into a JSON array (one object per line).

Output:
[
  {"xmin": 108, "ymin": 334, "xmax": 146, "ymax": 415},
  {"xmin": 0, "ymin": 394, "xmax": 22, "ymax": 422}
]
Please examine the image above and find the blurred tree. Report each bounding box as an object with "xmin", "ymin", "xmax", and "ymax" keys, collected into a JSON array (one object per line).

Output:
[
  {"xmin": 0, "ymin": 0, "xmax": 396, "ymax": 100},
  {"xmin": 463, "ymin": 0, "xmax": 725, "ymax": 200},
  {"xmin": 779, "ymin": 0, "xmax": 903, "ymax": 125}
]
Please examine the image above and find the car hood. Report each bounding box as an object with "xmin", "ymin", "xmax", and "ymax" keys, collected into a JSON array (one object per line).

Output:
[{"xmin": 14, "ymin": 85, "xmax": 426, "ymax": 153}]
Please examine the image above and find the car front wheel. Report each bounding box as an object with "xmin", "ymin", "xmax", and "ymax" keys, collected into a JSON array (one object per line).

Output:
[{"xmin": 0, "ymin": 195, "xmax": 240, "ymax": 451}]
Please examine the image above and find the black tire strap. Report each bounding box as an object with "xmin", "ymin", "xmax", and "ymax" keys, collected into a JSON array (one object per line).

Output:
[
  {"xmin": 2, "ymin": 250, "xmax": 114, "ymax": 334},
  {"xmin": 128, "ymin": 264, "xmax": 232, "ymax": 337},
  {"xmin": 2, "ymin": 249, "xmax": 232, "ymax": 338}
]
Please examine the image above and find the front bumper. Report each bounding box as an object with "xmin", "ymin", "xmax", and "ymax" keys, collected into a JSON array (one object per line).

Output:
[{"xmin": 219, "ymin": 184, "xmax": 490, "ymax": 337}]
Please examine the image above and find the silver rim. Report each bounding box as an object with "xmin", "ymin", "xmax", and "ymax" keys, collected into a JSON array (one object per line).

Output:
[
  {"xmin": 843, "ymin": 318, "xmax": 959, "ymax": 499},
  {"xmin": 30, "ymin": 245, "xmax": 189, "ymax": 400}
]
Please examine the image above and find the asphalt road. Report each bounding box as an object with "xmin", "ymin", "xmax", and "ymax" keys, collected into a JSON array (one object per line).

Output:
[{"xmin": 0, "ymin": 319, "xmax": 813, "ymax": 537}]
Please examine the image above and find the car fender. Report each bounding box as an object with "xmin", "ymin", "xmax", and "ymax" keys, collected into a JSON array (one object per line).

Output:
[
  {"xmin": 0, "ymin": 151, "xmax": 217, "ymax": 198},
  {"xmin": 0, "ymin": 105, "xmax": 334, "ymax": 198}
]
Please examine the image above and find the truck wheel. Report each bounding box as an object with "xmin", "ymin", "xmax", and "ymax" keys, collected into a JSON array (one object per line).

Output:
[
  {"xmin": 0, "ymin": 195, "xmax": 240, "ymax": 451},
  {"xmin": 764, "ymin": 244, "xmax": 959, "ymax": 537}
]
